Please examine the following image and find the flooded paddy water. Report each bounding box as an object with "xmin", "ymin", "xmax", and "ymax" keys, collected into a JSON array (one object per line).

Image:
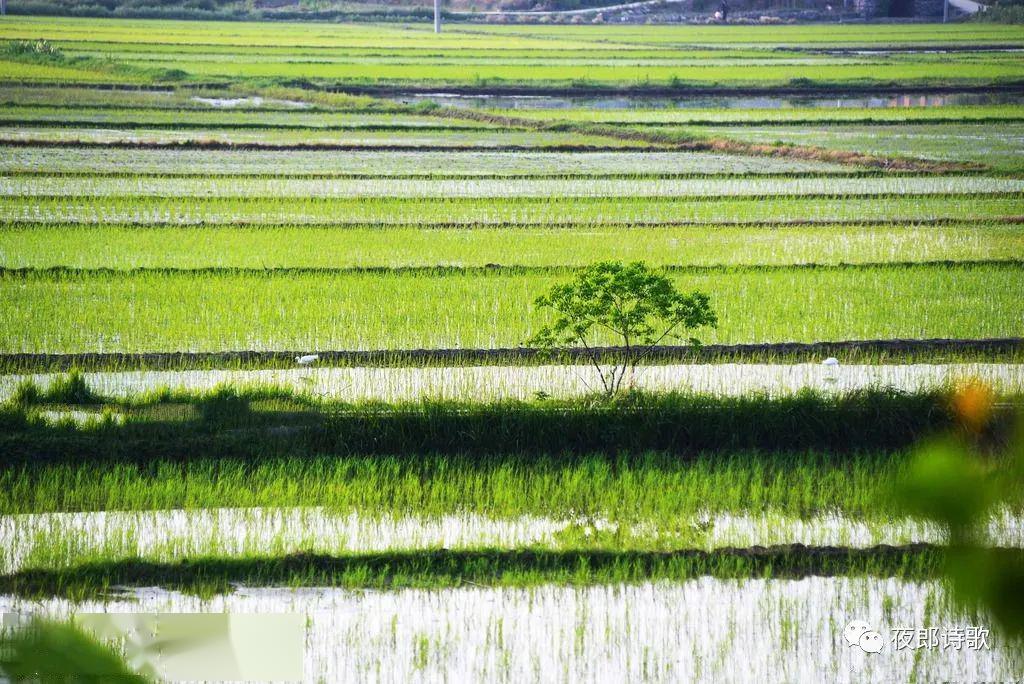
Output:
[
  {"xmin": 1, "ymin": 579, "xmax": 1019, "ymax": 682},
  {"xmin": 3, "ymin": 507, "xmax": 1022, "ymax": 574},
  {"xmin": 4, "ymin": 363, "xmax": 1021, "ymax": 404},
  {"xmin": 397, "ymin": 90, "xmax": 1024, "ymax": 111}
]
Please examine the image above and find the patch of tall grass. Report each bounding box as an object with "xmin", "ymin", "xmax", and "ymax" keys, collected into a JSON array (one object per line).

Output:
[{"xmin": 10, "ymin": 369, "xmax": 99, "ymax": 405}]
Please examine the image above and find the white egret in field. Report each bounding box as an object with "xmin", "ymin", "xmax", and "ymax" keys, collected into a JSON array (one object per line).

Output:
[
  {"xmin": 822, "ymin": 357, "xmax": 840, "ymax": 385},
  {"xmin": 296, "ymin": 354, "xmax": 320, "ymax": 366}
]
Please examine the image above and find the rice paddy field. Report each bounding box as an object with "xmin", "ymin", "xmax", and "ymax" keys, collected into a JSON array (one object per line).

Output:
[{"xmin": 1, "ymin": 14, "xmax": 1024, "ymax": 683}]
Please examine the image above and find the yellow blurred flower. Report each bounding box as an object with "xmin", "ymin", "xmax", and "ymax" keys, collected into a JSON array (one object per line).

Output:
[{"xmin": 952, "ymin": 379, "xmax": 995, "ymax": 432}]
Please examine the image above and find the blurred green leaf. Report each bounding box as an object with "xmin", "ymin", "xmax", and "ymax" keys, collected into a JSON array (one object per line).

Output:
[
  {"xmin": 0, "ymin": 619, "xmax": 149, "ymax": 683},
  {"xmin": 898, "ymin": 438, "xmax": 992, "ymax": 532},
  {"xmin": 897, "ymin": 402, "xmax": 1024, "ymax": 641},
  {"xmin": 947, "ymin": 547, "xmax": 1024, "ymax": 639}
]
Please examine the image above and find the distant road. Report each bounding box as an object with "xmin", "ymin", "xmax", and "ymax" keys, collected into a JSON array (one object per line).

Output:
[
  {"xmin": 451, "ymin": 0, "xmax": 685, "ymax": 17},
  {"xmin": 453, "ymin": 0, "xmax": 986, "ymax": 17}
]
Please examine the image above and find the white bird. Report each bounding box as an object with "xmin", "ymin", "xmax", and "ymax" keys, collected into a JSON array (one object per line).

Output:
[
  {"xmin": 295, "ymin": 354, "xmax": 320, "ymax": 366},
  {"xmin": 822, "ymin": 357, "xmax": 840, "ymax": 367}
]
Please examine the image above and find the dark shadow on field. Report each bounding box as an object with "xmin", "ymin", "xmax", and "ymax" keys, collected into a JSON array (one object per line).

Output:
[{"xmin": 3, "ymin": 387, "xmax": 1007, "ymax": 462}]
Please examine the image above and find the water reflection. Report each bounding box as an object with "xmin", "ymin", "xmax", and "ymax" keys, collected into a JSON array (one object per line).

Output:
[{"xmin": 396, "ymin": 91, "xmax": 1024, "ymax": 110}]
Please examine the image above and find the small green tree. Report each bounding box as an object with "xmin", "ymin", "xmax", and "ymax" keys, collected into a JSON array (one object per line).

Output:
[{"xmin": 527, "ymin": 261, "xmax": 716, "ymax": 396}]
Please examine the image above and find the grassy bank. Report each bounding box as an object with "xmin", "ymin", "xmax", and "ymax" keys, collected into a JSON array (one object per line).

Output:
[{"xmin": 0, "ymin": 546, "xmax": 953, "ymax": 599}]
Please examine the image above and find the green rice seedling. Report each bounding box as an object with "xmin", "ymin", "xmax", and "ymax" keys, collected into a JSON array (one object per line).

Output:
[
  {"xmin": 3, "ymin": 195, "xmax": 1018, "ymax": 226},
  {"xmin": 0, "ymin": 105, "xmax": 498, "ymax": 130},
  {"xmin": 40, "ymin": 369, "xmax": 100, "ymax": 405},
  {"xmin": 714, "ymin": 123, "xmax": 1024, "ymax": 173},
  {"xmin": 2, "ymin": 17, "xmax": 1024, "ymax": 90},
  {"xmin": 3, "ymin": 222, "xmax": 1023, "ymax": 271},
  {"xmin": 1, "ymin": 264, "xmax": 1020, "ymax": 353},
  {"xmin": 498, "ymin": 104, "xmax": 1024, "ymax": 127},
  {"xmin": 68, "ymin": 47, "xmax": 1024, "ymax": 88},
  {"xmin": 0, "ymin": 146, "xmax": 856, "ymax": 176},
  {"xmin": 5, "ymin": 371, "xmax": 101, "ymax": 406},
  {"xmin": 0, "ymin": 124, "xmax": 645, "ymax": 148},
  {"xmin": 196, "ymin": 385, "xmax": 251, "ymax": 428},
  {"xmin": 9, "ymin": 380, "xmax": 40, "ymax": 407},
  {"xmin": 4, "ymin": 174, "xmax": 1020, "ymax": 199},
  {"xmin": 0, "ymin": 450, "xmax": 918, "ymax": 517}
]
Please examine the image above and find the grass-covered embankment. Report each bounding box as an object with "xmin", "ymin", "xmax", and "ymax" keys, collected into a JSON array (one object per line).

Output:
[
  {"xmin": 2, "ymin": 337, "xmax": 1022, "ymax": 372},
  {"xmin": 0, "ymin": 546, "xmax": 956, "ymax": 599}
]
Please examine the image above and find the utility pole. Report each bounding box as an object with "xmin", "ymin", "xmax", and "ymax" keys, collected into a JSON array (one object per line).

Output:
[
  {"xmin": 434, "ymin": 0, "xmax": 441, "ymax": 32},
  {"xmin": 1, "ymin": 0, "xmax": 6, "ymax": 17},
  {"xmin": 942, "ymin": 0, "xmax": 949, "ymax": 22}
]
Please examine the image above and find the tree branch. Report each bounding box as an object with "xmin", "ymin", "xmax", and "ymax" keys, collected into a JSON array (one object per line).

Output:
[{"xmin": 576, "ymin": 335, "xmax": 611, "ymax": 395}]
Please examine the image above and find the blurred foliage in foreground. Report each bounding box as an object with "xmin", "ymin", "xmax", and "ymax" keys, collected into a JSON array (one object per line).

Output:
[
  {"xmin": 0, "ymin": 618, "xmax": 148, "ymax": 683},
  {"xmin": 899, "ymin": 380, "xmax": 1024, "ymax": 639}
]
